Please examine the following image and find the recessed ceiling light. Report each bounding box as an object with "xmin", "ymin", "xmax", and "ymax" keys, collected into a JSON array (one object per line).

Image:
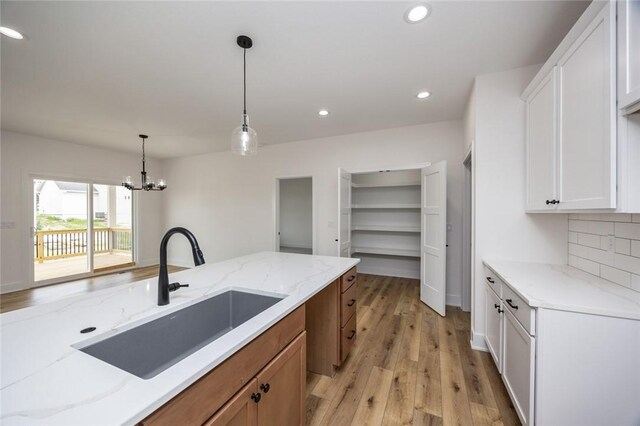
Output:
[
  {"xmin": 318, "ymin": 109, "xmax": 329, "ymax": 117},
  {"xmin": 0, "ymin": 27, "xmax": 24, "ymax": 40},
  {"xmin": 404, "ymin": 4, "xmax": 431, "ymax": 23},
  {"xmin": 416, "ymin": 91, "xmax": 431, "ymax": 99}
]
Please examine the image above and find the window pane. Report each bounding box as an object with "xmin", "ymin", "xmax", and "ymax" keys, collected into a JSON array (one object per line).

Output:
[{"xmin": 93, "ymin": 184, "xmax": 134, "ymax": 271}]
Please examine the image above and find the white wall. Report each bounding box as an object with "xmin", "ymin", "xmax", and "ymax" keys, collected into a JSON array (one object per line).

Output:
[
  {"xmin": 470, "ymin": 65, "xmax": 568, "ymax": 348},
  {"xmin": 279, "ymin": 177, "xmax": 312, "ymax": 249},
  {"xmin": 162, "ymin": 120, "xmax": 467, "ymax": 305},
  {"xmin": 0, "ymin": 131, "xmax": 164, "ymax": 292}
]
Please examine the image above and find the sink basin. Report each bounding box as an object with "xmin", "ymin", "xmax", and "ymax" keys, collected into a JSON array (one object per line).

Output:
[{"xmin": 77, "ymin": 289, "xmax": 284, "ymax": 379}]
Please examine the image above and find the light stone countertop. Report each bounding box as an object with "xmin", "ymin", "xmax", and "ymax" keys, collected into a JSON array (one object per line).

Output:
[
  {"xmin": 0, "ymin": 251, "xmax": 359, "ymax": 425},
  {"xmin": 483, "ymin": 259, "xmax": 640, "ymax": 320}
]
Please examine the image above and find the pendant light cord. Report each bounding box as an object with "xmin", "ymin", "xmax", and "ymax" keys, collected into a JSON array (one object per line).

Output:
[
  {"xmin": 243, "ymin": 47, "xmax": 247, "ymax": 116},
  {"xmin": 141, "ymin": 137, "xmax": 146, "ymax": 174}
]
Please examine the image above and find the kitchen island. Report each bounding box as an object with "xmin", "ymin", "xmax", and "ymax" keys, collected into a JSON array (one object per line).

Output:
[{"xmin": 0, "ymin": 252, "xmax": 359, "ymax": 426}]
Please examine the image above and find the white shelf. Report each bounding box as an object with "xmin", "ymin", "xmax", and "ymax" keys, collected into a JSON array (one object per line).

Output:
[
  {"xmin": 352, "ymin": 224, "xmax": 420, "ymax": 233},
  {"xmin": 351, "ymin": 246, "xmax": 421, "ymax": 258},
  {"xmin": 352, "ymin": 182, "xmax": 420, "ymax": 189},
  {"xmin": 351, "ymin": 204, "xmax": 420, "ymax": 209}
]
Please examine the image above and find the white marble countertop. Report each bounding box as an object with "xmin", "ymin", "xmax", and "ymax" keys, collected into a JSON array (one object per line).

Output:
[
  {"xmin": 0, "ymin": 251, "xmax": 359, "ymax": 425},
  {"xmin": 483, "ymin": 259, "xmax": 640, "ymax": 321}
]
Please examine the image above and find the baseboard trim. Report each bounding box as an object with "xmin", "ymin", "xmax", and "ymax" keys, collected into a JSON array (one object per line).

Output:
[
  {"xmin": 446, "ymin": 294, "xmax": 461, "ymax": 307},
  {"xmin": 0, "ymin": 281, "xmax": 25, "ymax": 294},
  {"xmin": 357, "ymin": 266, "xmax": 419, "ymax": 280},
  {"xmin": 470, "ymin": 331, "xmax": 488, "ymax": 352}
]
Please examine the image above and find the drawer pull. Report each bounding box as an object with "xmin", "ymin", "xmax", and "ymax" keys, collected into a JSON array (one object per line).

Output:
[
  {"xmin": 251, "ymin": 392, "xmax": 261, "ymax": 403},
  {"xmin": 486, "ymin": 277, "xmax": 495, "ymax": 283},
  {"xmin": 347, "ymin": 299, "xmax": 356, "ymax": 307},
  {"xmin": 347, "ymin": 330, "xmax": 356, "ymax": 340},
  {"xmin": 347, "ymin": 275, "xmax": 356, "ymax": 282},
  {"xmin": 260, "ymin": 383, "xmax": 270, "ymax": 393},
  {"xmin": 506, "ymin": 299, "xmax": 519, "ymax": 310},
  {"xmin": 494, "ymin": 303, "xmax": 500, "ymax": 309},
  {"xmin": 497, "ymin": 308, "xmax": 504, "ymax": 314}
]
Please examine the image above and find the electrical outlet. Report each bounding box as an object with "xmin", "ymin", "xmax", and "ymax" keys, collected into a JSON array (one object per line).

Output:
[
  {"xmin": 447, "ymin": 224, "xmax": 452, "ymax": 232},
  {"xmin": 0, "ymin": 221, "xmax": 16, "ymax": 229},
  {"xmin": 607, "ymin": 235, "xmax": 615, "ymax": 252}
]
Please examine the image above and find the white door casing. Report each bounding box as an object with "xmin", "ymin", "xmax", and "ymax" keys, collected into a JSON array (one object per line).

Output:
[
  {"xmin": 338, "ymin": 169, "xmax": 352, "ymax": 257},
  {"xmin": 420, "ymin": 161, "xmax": 447, "ymax": 316}
]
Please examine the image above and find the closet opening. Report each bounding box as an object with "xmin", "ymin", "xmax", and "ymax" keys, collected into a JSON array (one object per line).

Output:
[
  {"xmin": 338, "ymin": 163, "xmax": 448, "ymax": 316},
  {"xmin": 275, "ymin": 176, "xmax": 313, "ymax": 255}
]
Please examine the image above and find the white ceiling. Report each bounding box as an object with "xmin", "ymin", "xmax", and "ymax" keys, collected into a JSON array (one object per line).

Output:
[{"xmin": 1, "ymin": 1, "xmax": 588, "ymax": 159}]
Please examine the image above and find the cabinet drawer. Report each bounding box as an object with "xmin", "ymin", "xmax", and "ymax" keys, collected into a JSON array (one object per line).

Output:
[
  {"xmin": 484, "ymin": 267, "xmax": 502, "ymax": 298},
  {"xmin": 340, "ymin": 313, "xmax": 357, "ymax": 363},
  {"xmin": 341, "ymin": 281, "xmax": 357, "ymax": 326},
  {"xmin": 341, "ymin": 267, "xmax": 357, "ymax": 293},
  {"xmin": 503, "ymin": 284, "xmax": 535, "ymax": 336}
]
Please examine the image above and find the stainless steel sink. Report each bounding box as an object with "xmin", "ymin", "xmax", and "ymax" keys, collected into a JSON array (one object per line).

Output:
[{"xmin": 76, "ymin": 289, "xmax": 285, "ymax": 379}]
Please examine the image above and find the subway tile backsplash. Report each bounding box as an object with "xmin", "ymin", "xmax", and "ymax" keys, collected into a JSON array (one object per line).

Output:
[{"xmin": 568, "ymin": 214, "xmax": 640, "ymax": 293}]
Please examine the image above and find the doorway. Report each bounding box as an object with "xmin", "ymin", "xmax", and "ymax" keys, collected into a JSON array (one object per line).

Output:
[
  {"xmin": 32, "ymin": 178, "xmax": 135, "ymax": 285},
  {"xmin": 275, "ymin": 177, "xmax": 313, "ymax": 255}
]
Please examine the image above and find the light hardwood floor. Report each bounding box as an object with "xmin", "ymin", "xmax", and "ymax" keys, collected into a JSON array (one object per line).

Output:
[
  {"xmin": 306, "ymin": 274, "xmax": 520, "ymax": 426},
  {"xmin": 0, "ymin": 265, "xmax": 185, "ymax": 313}
]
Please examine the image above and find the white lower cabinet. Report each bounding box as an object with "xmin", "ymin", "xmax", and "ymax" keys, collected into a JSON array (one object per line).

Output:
[
  {"xmin": 503, "ymin": 309, "xmax": 535, "ymax": 426},
  {"xmin": 484, "ymin": 285, "xmax": 503, "ymax": 373},
  {"xmin": 484, "ymin": 264, "xmax": 640, "ymax": 426}
]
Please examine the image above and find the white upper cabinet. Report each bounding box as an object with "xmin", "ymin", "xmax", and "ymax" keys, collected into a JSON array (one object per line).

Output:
[
  {"xmin": 557, "ymin": 4, "xmax": 616, "ymax": 210},
  {"xmin": 618, "ymin": 0, "xmax": 640, "ymax": 113},
  {"xmin": 523, "ymin": 1, "xmax": 626, "ymax": 212},
  {"xmin": 526, "ymin": 68, "xmax": 558, "ymax": 211}
]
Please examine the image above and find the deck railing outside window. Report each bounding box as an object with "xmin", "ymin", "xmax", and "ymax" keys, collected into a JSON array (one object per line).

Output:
[{"xmin": 34, "ymin": 228, "xmax": 132, "ymax": 263}]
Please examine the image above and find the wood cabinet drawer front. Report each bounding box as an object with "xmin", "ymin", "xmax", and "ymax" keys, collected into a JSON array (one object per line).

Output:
[
  {"xmin": 340, "ymin": 282, "xmax": 357, "ymax": 326},
  {"xmin": 340, "ymin": 313, "xmax": 357, "ymax": 363},
  {"xmin": 140, "ymin": 306, "xmax": 305, "ymax": 426},
  {"xmin": 341, "ymin": 267, "xmax": 357, "ymax": 293},
  {"xmin": 503, "ymin": 285, "xmax": 535, "ymax": 336},
  {"xmin": 484, "ymin": 268, "xmax": 502, "ymax": 298}
]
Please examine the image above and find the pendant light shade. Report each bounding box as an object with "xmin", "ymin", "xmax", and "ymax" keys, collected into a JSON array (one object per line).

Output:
[
  {"xmin": 231, "ymin": 35, "xmax": 258, "ymax": 156},
  {"xmin": 231, "ymin": 114, "xmax": 258, "ymax": 156}
]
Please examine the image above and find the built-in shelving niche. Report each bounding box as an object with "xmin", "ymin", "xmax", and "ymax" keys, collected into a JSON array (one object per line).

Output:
[{"xmin": 350, "ymin": 170, "xmax": 421, "ymax": 279}]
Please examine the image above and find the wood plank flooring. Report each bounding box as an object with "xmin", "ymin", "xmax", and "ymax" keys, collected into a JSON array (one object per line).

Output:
[
  {"xmin": 306, "ymin": 274, "xmax": 520, "ymax": 426},
  {"xmin": 0, "ymin": 265, "xmax": 185, "ymax": 313}
]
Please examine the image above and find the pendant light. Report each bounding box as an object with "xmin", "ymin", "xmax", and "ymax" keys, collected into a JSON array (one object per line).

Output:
[
  {"xmin": 122, "ymin": 134, "xmax": 167, "ymax": 191},
  {"xmin": 231, "ymin": 35, "xmax": 258, "ymax": 156}
]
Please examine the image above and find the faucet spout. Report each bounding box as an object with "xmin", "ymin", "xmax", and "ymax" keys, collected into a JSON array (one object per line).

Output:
[{"xmin": 158, "ymin": 227, "xmax": 205, "ymax": 306}]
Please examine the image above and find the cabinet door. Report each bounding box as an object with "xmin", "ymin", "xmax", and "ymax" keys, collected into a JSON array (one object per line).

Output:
[
  {"xmin": 503, "ymin": 310, "xmax": 535, "ymax": 426},
  {"xmin": 526, "ymin": 67, "xmax": 558, "ymax": 211},
  {"xmin": 557, "ymin": 4, "xmax": 616, "ymax": 209},
  {"xmin": 484, "ymin": 286, "xmax": 503, "ymax": 373},
  {"xmin": 204, "ymin": 379, "xmax": 258, "ymax": 426},
  {"xmin": 618, "ymin": 0, "xmax": 640, "ymax": 112},
  {"xmin": 256, "ymin": 332, "xmax": 306, "ymax": 426}
]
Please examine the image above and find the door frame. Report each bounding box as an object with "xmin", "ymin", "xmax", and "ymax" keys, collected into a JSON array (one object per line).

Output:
[
  {"xmin": 25, "ymin": 172, "xmax": 138, "ymax": 288},
  {"xmin": 462, "ymin": 147, "xmax": 473, "ymax": 312},
  {"xmin": 273, "ymin": 175, "xmax": 316, "ymax": 255}
]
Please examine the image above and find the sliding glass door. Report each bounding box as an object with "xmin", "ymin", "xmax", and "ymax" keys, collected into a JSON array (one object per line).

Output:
[{"xmin": 33, "ymin": 178, "xmax": 135, "ymax": 284}]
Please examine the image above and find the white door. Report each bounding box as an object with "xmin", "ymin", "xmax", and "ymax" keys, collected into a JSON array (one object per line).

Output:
[
  {"xmin": 337, "ymin": 169, "xmax": 352, "ymax": 257},
  {"xmin": 557, "ymin": 4, "xmax": 616, "ymax": 209},
  {"xmin": 420, "ymin": 161, "xmax": 447, "ymax": 316},
  {"xmin": 485, "ymin": 287, "xmax": 503, "ymax": 373},
  {"xmin": 526, "ymin": 67, "xmax": 558, "ymax": 211}
]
